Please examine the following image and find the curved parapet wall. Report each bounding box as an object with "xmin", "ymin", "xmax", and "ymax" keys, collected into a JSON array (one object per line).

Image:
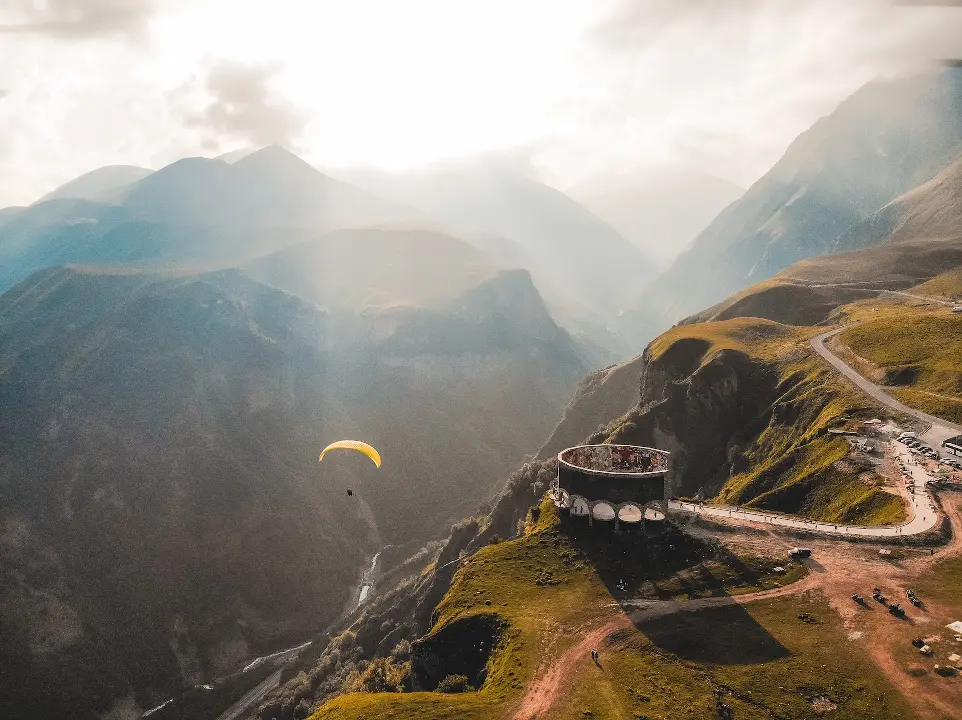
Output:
[
  {"xmin": 559, "ymin": 444, "xmax": 669, "ymax": 476},
  {"xmin": 554, "ymin": 444, "xmax": 670, "ymax": 524}
]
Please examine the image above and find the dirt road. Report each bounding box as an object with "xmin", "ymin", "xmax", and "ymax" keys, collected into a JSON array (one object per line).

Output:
[
  {"xmin": 509, "ymin": 573, "xmax": 820, "ymax": 720},
  {"xmin": 510, "ymin": 618, "xmax": 632, "ymax": 720},
  {"xmin": 510, "ymin": 493, "xmax": 962, "ymax": 720}
]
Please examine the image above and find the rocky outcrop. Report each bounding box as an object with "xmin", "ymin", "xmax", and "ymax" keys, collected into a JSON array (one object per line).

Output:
[
  {"xmin": 606, "ymin": 344, "xmax": 780, "ymax": 498},
  {"xmin": 410, "ymin": 613, "xmax": 505, "ymax": 692}
]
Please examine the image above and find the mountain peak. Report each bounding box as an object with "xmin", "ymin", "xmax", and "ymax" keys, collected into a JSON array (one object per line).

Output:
[{"xmin": 233, "ymin": 144, "xmax": 315, "ymax": 171}]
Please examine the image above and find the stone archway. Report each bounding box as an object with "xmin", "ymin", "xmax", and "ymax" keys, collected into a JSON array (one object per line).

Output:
[
  {"xmin": 617, "ymin": 503, "xmax": 643, "ymax": 524},
  {"xmin": 570, "ymin": 495, "xmax": 590, "ymax": 517},
  {"xmin": 591, "ymin": 501, "xmax": 616, "ymax": 522}
]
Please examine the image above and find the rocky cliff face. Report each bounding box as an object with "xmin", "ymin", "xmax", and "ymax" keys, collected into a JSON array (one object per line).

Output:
[
  {"xmin": 606, "ymin": 343, "xmax": 780, "ymax": 498},
  {"xmin": 409, "ymin": 612, "xmax": 505, "ymax": 691},
  {"xmin": 537, "ymin": 333, "xmax": 782, "ymax": 499}
]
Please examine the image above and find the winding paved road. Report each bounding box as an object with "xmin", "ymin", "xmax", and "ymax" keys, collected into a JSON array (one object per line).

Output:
[
  {"xmin": 810, "ymin": 327, "xmax": 962, "ymax": 448},
  {"xmin": 666, "ymin": 324, "xmax": 962, "ymax": 539},
  {"xmin": 777, "ymin": 280, "xmax": 957, "ymax": 308}
]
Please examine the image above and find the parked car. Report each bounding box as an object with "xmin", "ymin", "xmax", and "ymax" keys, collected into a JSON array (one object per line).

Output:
[{"xmin": 789, "ymin": 547, "xmax": 812, "ymax": 559}]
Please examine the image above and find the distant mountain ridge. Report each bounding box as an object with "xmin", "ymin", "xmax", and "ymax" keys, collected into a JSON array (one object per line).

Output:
[
  {"xmin": 833, "ymin": 150, "xmax": 962, "ymax": 252},
  {"xmin": 243, "ymin": 228, "xmax": 503, "ymax": 312},
  {"xmin": 0, "ymin": 147, "xmax": 651, "ymax": 362},
  {"xmin": 684, "ymin": 150, "xmax": 962, "ymax": 328},
  {"xmin": 36, "ymin": 165, "xmax": 154, "ymax": 204},
  {"xmin": 120, "ymin": 146, "xmax": 431, "ymax": 232},
  {"xmin": 335, "ymin": 164, "xmax": 652, "ymax": 360},
  {"xmin": 569, "ymin": 168, "xmax": 744, "ymax": 268},
  {"xmin": 0, "ymin": 146, "xmax": 435, "ymax": 294},
  {"xmin": 622, "ymin": 68, "xmax": 962, "ymax": 344}
]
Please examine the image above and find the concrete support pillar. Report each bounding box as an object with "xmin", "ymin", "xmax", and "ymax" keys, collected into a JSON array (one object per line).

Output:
[
  {"xmin": 614, "ymin": 517, "xmax": 620, "ymax": 533},
  {"xmin": 588, "ymin": 513, "xmax": 593, "ymax": 527}
]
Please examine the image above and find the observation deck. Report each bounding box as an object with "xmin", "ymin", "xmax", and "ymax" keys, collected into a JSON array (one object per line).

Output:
[{"xmin": 552, "ymin": 444, "xmax": 670, "ymax": 528}]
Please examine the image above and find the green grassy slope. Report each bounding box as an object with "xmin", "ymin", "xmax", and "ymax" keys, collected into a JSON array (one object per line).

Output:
[
  {"xmin": 840, "ymin": 308, "xmax": 962, "ymax": 423},
  {"xmin": 683, "ymin": 279, "xmax": 880, "ymax": 327},
  {"xmin": 912, "ymin": 266, "xmax": 962, "ymax": 300},
  {"xmin": 310, "ymin": 501, "xmax": 909, "ymax": 720},
  {"xmin": 627, "ymin": 319, "xmax": 906, "ymax": 525},
  {"xmin": 714, "ymin": 347, "xmax": 906, "ymax": 525},
  {"xmin": 558, "ymin": 594, "xmax": 909, "ymax": 720}
]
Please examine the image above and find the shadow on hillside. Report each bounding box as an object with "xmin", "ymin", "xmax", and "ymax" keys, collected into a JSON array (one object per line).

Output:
[
  {"xmin": 559, "ymin": 516, "xmax": 790, "ymax": 664},
  {"xmin": 633, "ymin": 602, "xmax": 790, "ymax": 665},
  {"xmin": 560, "ymin": 516, "xmax": 719, "ymax": 600}
]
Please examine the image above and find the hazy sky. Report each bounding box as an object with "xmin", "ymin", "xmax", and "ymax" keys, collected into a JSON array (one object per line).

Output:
[{"xmin": 0, "ymin": 0, "xmax": 960, "ymax": 207}]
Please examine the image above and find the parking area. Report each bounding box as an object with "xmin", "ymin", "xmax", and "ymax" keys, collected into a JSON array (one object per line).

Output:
[{"xmin": 893, "ymin": 432, "xmax": 962, "ymax": 491}]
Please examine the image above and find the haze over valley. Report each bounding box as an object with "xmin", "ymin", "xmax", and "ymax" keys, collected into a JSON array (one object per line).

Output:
[{"xmin": 2, "ymin": 2, "xmax": 962, "ymax": 720}]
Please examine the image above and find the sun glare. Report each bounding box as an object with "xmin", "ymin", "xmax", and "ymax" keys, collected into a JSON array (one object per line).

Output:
[{"xmin": 152, "ymin": 0, "xmax": 595, "ymax": 171}]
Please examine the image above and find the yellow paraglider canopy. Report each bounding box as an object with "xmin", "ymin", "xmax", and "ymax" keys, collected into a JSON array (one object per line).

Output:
[{"xmin": 318, "ymin": 440, "xmax": 382, "ymax": 468}]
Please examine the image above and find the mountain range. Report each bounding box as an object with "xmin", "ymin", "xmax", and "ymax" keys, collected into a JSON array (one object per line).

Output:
[
  {"xmin": 0, "ymin": 256, "xmax": 585, "ymax": 718},
  {"xmin": 0, "ymin": 150, "xmax": 598, "ymax": 717},
  {"xmin": 0, "ymin": 146, "xmax": 430, "ymax": 294},
  {"xmin": 4, "ymin": 65, "xmax": 962, "ymax": 720},
  {"xmin": 622, "ymin": 67, "xmax": 962, "ymax": 345}
]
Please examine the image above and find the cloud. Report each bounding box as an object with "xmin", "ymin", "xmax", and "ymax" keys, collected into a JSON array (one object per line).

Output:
[
  {"xmin": 0, "ymin": 89, "xmax": 8, "ymax": 101},
  {"xmin": 588, "ymin": 0, "xmax": 768, "ymax": 53},
  {"xmin": 180, "ymin": 60, "xmax": 309, "ymax": 152},
  {"xmin": 545, "ymin": 0, "xmax": 962, "ymax": 187},
  {"xmin": 0, "ymin": 0, "xmax": 158, "ymax": 40},
  {"xmin": 590, "ymin": 0, "xmax": 962, "ymax": 70}
]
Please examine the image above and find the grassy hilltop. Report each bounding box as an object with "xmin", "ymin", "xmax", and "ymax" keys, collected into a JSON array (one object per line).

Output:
[
  {"xmin": 839, "ymin": 301, "xmax": 962, "ymax": 424},
  {"xmin": 308, "ymin": 500, "xmax": 908, "ymax": 720},
  {"xmin": 595, "ymin": 316, "xmax": 907, "ymax": 526}
]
